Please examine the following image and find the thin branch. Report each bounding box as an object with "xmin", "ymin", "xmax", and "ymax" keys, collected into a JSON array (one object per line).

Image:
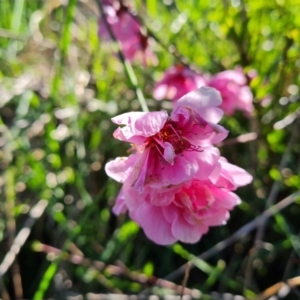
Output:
[
  {"xmin": 254, "ymin": 276, "xmax": 300, "ymax": 300},
  {"xmin": 32, "ymin": 242, "xmax": 196, "ymax": 296},
  {"xmin": 96, "ymin": 0, "xmax": 149, "ymax": 112},
  {"xmin": 0, "ymin": 200, "xmax": 48, "ymax": 280},
  {"xmin": 282, "ymin": 229, "xmax": 300, "ymax": 281},
  {"xmin": 244, "ymin": 121, "xmax": 299, "ymax": 289},
  {"xmin": 66, "ymin": 294, "xmax": 198, "ymax": 300},
  {"xmin": 180, "ymin": 262, "xmax": 191, "ymax": 300},
  {"xmin": 0, "ymin": 280, "xmax": 10, "ymax": 300},
  {"xmin": 260, "ymin": 123, "xmax": 298, "ymax": 223},
  {"xmin": 33, "ymin": 182, "xmax": 108, "ymax": 300}
]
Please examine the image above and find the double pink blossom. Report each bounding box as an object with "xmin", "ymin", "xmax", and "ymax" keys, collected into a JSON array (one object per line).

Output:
[
  {"xmin": 107, "ymin": 88, "xmax": 227, "ymax": 192},
  {"xmin": 98, "ymin": 2, "xmax": 156, "ymax": 64},
  {"xmin": 105, "ymin": 87, "xmax": 252, "ymax": 245},
  {"xmin": 112, "ymin": 157, "xmax": 252, "ymax": 245},
  {"xmin": 153, "ymin": 65, "xmax": 206, "ymax": 102}
]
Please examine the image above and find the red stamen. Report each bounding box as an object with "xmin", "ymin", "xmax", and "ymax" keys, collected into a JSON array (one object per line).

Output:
[{"xmin": 144, "ymin": 120, "xmax": 200, "ymax": 157}]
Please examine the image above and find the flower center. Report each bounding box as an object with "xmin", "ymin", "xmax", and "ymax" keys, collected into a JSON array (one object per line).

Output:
[
  {"xmin": 158, "ymin": 123, "xmax": 191, "ymax": 154},
  {"xmin": 144, "ymin": 121, "xmax": 196, "ymax": 157}
]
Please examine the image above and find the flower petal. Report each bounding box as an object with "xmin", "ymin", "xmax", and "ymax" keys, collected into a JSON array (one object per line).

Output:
[
  {"xmin": 199, "ymin": 107, "xmax": 224, "ymax": 123},
  {"xmin": 130, "ymin": 202, "xmax": 176, "ymax": 245},
  {"xmin": 105, "ymin": 156, "xmax": 133, "ymax": 183},
  {"xmin": 202, "ymin": 208, "xmax": 230, "ymax": 226},
  {"xmin": 218, "ymin": 158, "xmax": 253, "ymax": 189},
  {"xmin": 149, "ymin": 155, "xmax": 195, "ymax": 188},
  {"xmin": 176, "ymin": 86, "xmax": 222, "ymax": 109},
  {"xmin": 112, "ymin": 188, "xmax": 128, "ymax": 215},
  {"xmin": 171, "ymin": 214, "xmax": 208, "ymax": 243},
  {"xmin": 192, "ymin": 147, "xmax": 220, "ymax": 180},
  {"xmin": 112, "ymin": 111, "xmax": 168, "ymax": 143},
  {"xmin": 131, "ymin": 148, "xmax": 151, "ymax": 192},
  {"xmin": 212, "ymin": 188, "xmax": 242, "ymax": 208}
]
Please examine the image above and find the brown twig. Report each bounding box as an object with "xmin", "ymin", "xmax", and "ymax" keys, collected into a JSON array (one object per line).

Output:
[
  {"xmin": 0, "ymin": 280, "xmax": 10, "ymax": 300},
  {"xmin": 256, "ymin": 122, "xmax": 298, "ymax": 239},
  {"xmin": 180, "ymin": 262, "xmax": 191, "ymax": 300},
  {"xmin": 254, "ymin": 276, "xmax": 300, "ymax": 300},
  {"xmin": 282, "ymin": 229, "xmax": 300, "ymax": 284},
  {"xmin": 73, "ymin": 294, "xmax": 199, "ymax": 300},
  {"xmin": 32, "ymin": 242, "xmax": 197, "ymax": 296}
]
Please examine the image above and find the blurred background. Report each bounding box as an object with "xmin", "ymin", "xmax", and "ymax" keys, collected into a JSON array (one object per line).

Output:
[{"xmin": 0, "ymin": 0, "xmax": 300, "ymax": 299}]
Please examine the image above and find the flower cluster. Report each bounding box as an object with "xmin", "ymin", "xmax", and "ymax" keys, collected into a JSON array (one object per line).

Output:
[
  {"xmin": 98, "ymin": 1, "xmax": 156, "ymax": 64},
  {"xmin": 154, "ymin": 66, "xmax": 254, "ymax": 116},
  {"xmin": 98, "ymin": 3, "xmax": 254, "ymax": 116},
  {"xmin": 153, "ymin": 65, "xmax": 206, "ymax": 102},
  {"xmin": 105, "ymin": 87, "xmax": 252, "ymax": 245}
]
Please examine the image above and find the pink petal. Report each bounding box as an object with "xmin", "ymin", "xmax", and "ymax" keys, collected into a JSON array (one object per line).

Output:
[
  {"xmin": 175, "ymin": 87, "xmax": 224, "ymax": 123},
  {"xmin": 105, "ymin": 157, "xmax": 133, "ymax": 183},
  {"xmin": 131, "ymin": 202, "xmax": 176, "ymax": 245},
  {"xmin": 191, "ymin": 184, "xmax": 215, "ymax": 211},
  {"xmin": 112, "ymin": 111, "xmax": 168, "ymax": 143},
  {"xmin": 198, "ymin": 107, "xmax": 224, "ymax": 123},
  {"xmin": 170, "ymin": 106, "xmax": 194, "ymax": 127},
  {"xmin": 192, "ymin": 147, "xmax": 220, "ymax": 180},
  {"xmin": 208, "ymin": 123, "xmax": 229, "ymax": 143},
  {"xmin": 162, "ymin": 204, "xmax": 178, "ymax": 223},
  {"xmin": 149, "ymin": 187, "xmax": 178, "ymax": 206},
  {"xmin": 122, "ymin": 183, "xmax": 141, "ymax": 211},
  {"xmin": 202, "ymin": 209, "xmax": 230, "ymax": 226},
  {"xmin": 218, "ymin": 158, "xmax": 253, "ymax": 189},
  {"xmin": 112, "ymin": 189, "xmax": 128, "ymax": 215},
  {"xmin": 131, "ymin": 148, "xmax": 151, "ymax": 192},
  {"xmin": 212, "ymin": 188, "xmax": 242, "ymax": 209},
  {"xmin": 171, "ymin": 214, "xmax": 208, "ymax": 243},
  {"xmin": 149, "ymin": 155, "xmax": 195, "ymax": 189},
  {"xmin": 176, "ymin": 86, "xmax": 222, "ymax": 110},
  {"xmin": 210, "ymin": 70, "xmax": 247, "ymax": 85}
]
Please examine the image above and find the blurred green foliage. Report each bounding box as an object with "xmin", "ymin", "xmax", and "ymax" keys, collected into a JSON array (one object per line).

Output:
[{"xmin": 0, "ymin": 0, "xmax": 300, "ymax": 299}]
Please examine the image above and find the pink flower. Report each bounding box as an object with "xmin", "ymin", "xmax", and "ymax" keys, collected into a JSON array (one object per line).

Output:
[
  {"xmin": 207, "ymin": 69, "xmax": 254, "ymax": 116},
  {"xmin": 106, "ymin": 87, "xmax": 228, "ymax": 193},
  {"xmin": 153, "ymin": 66, "xmax": 207, "ymax": 102},
  {"xmin": 98, "ymin": 2, "xmax": 156, "ymax": 64},
  {"xmin": 105, "ymin": 87, "xmax": 253, "ymax": 245},
  {"xmin": 111, "ymin": 157, "xmax": 252, "ymax": 245}
]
